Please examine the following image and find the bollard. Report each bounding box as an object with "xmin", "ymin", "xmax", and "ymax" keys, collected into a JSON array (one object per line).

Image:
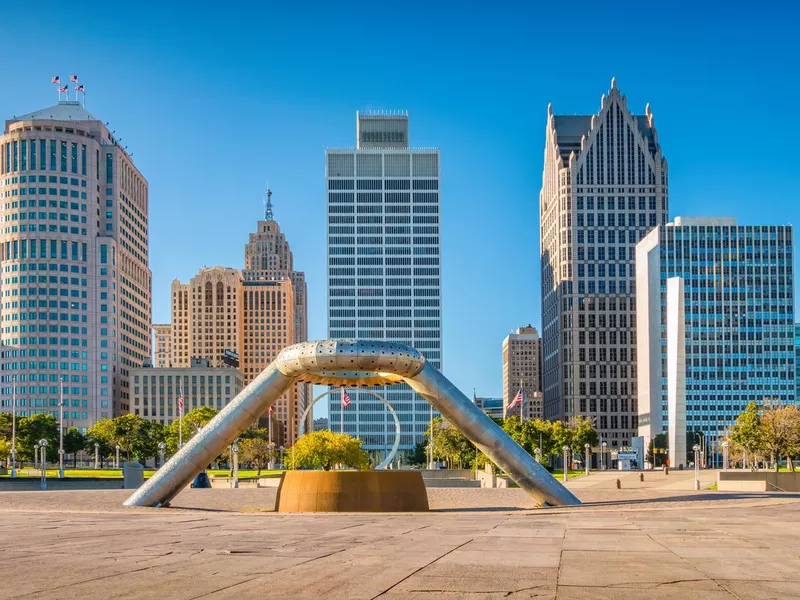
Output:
[
  {"xmin": 663, "ymin": 465, "xmax": 669, "ymax": 475},
  {"xmin": 615, "ymin": 478, "xmax": 621, "ymax": 489},
  {"xmin": 639, "ymin": 472, "xmax": 644, "ymax": 482}
]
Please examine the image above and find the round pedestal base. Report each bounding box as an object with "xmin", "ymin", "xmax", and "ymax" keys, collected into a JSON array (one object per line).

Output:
[{"xmin": 275, "ymin": 470, "xmax": 429, "ymax": 512}]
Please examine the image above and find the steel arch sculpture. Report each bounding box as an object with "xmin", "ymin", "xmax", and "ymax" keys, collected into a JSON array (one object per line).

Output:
[{"xmin": 123, "ymin": 340, "xmax": 580, "ymax": 508}]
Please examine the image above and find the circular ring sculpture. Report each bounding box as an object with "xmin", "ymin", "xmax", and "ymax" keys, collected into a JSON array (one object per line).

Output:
[
  {"xmin": 297, "ymin": 388, "xmax": 401, "ymax": 470},
  {"xmin": 123, "ymin": 340, "xmax": 580, "ymax": 508}
]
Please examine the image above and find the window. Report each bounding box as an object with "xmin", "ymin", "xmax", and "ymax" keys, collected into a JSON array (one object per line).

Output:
[
  {"xmin": 106, "ymin": 153, "xmax": 113, "ymax": 184},
  {"xmin": 60, "ymin": 142, "xmax": 67, "ymax": 172}
]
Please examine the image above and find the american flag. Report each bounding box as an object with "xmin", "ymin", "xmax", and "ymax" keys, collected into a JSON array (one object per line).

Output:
[
  {"xmin": 58, "ymin": 86, "xmax": 68, "ymax": 94},
  {"xmin": 70, "ymin": 74, "xmax": 79, "ymax": 83},
  {"xmin": 178, "ymin": 391, "xmax": 184, "ymax": 414},
  {"xmin": 75, "ymin": 84, "xmax": 84, "ymax": 92},
  {"xmin": 268, "ymin": 405, "xmax": 273, "ymax": 417},
  {"xmin": 341, "ymin": 389, "xmax": 351, "ymax": 408},
  {"xmin": 51, "ymin": 76, "xmax": 60, "ymax": 84},
  {"xmin": 508, "ymin": 387, "xmax": 523, "ymax": 410}
]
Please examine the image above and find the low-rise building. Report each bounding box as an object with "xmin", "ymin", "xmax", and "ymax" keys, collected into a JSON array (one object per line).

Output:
[
  {"xmin": 131, "ymin": 359, "xmax": 245, "ymax": 425},
  {"xmin": 474, "ymin": 397, "xmax": 504, "ymax": 420},
  {"xmin": 313, "ymin": 417, "xmax": 329, "ymax": 432}
]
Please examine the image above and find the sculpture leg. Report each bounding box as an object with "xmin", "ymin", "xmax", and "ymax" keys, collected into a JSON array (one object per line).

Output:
[
  {"xmin": 406, "ymin": 363, "xmax": 581, "ymax": 506},
  {"xmin": 124, "ymin": 365, "xmax": 295, "ymax": 507}
]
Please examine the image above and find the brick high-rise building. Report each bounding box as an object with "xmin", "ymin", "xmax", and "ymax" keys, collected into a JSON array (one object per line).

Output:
[
  {"xmin": 502, "ymin": 325, "xmax": 543, "ymax": 420},
  {"xmin": 539, "ymin": 78, "xmax": 668, "ymax": 448},
  {"xmin": 0, "ymin": 98, "xmax": 151, "ymax": 430}
]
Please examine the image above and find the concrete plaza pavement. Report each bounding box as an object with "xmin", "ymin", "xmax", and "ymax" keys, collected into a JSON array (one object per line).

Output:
[{"xmin": 1, "ymin": 470, "xmax": 799, "ymax": 599}]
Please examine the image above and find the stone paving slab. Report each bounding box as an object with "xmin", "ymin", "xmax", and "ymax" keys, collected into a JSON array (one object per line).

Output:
[{"xmin": 2, "ymin": 486, "xmax": 800, "ymax": 598}]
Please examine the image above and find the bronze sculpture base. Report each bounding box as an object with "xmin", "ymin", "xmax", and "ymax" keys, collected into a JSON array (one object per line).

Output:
[{"xmin": 275, "ymin": 471, "xmax": 429, "ymax": 512}]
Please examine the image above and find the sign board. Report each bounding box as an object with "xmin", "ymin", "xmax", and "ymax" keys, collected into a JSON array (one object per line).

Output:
[
  {"xmin": 617, "ymin": 452, "xmax": 638, "ymax": 460},
  {"xmin": 222, "ymin": 349, "xmax": 240, "ymax": 368}
]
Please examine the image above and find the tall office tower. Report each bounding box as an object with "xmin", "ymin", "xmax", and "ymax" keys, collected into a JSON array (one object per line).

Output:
[
  {"xmin": 242, "ymin": 191, "xmax": 309, "ymax": 443},
  {"xmin": 170, "ymin": 267, "xmax": 244, "ymax": 368},
  {"xmin": 326, "ymin": 111, "xmax": 441, "ymax": 457},
  {"xmin": 153, "ymin": 324, "xmax": 172, "ymax": 367},
  {"xmin": 637, "ymin": 217, "xmax": 795, "ymax": 464},
  {"xmin": 0, "ymin": 99, "xmax": 151, "ymax": 430},
  {"xmin": 242, "ymin": 189, "xmax": 308, "ymax": 346},
  {"xmin": 502, "ymin": 325, "xmax": 543, "ymax": 420},
  {"xmin": 540, "ymin": 79, "xmax": 668, "ymax": 449}
]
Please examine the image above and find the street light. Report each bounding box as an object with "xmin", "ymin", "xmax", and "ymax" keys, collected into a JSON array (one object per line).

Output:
[
  {"xmin": 10, "ymin": 376, "xmax": 16, "ymax": 478},
  {"xmin": 585, "ymin": 443, "xmax": 591, "ymax": 476},
  {"xmin": 39, "ymin": 439, "xmax": 48, "ymax": 490},
  {"xmin": 721, "ymin": 441, "xmax": 729, "ymax": 472},
  {"xmin": 94, "ymin": 442, "xmax": 100, "ymax": 470},
  {"xmin": 231, "ymin": 440, "xmax": 240, "ymax": 489},
  {"xmin": 562, "ymin": 445, "xmax": 570, "ymax": 483},
  {"xmin": 58, "ymin": 378, "xmax": 64, "ymax": 479},
  {"xmin": 115, "ymin": 444, "xmax": 120, "ymax": 469},
  {"xmin": 158, "ymin": 442, "xmax": 166, "ymax": 468},
  {"xmin": 534, "ymin": 448, "xmax": 541, "ymax": 464},
  {"xmin": 601, "ymin": 441, "xmax": 608, "ymax": 471},
  {"xmin": 693, "ymin": 444, "xmax": 701, "ymax": 490}
]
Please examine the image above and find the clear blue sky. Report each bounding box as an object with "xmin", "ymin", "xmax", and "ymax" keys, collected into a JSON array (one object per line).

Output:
[{"xmin": 1, "ymin": 2, "xmax": 798, "ymax": 419}]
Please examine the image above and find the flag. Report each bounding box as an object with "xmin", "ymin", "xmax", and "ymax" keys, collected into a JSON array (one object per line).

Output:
[
  {"xmin": 58, "ymin": 86, "xmax": 68, "ymax": 94},
  {"xmin": 178, "ymin": 391, "xmax": 184, "ymax": 414},
  {"xmin": 508, "ymin": 388, "xmax": 523, "ymax": 410},
  {"xmin": 341, "ymin": 389, "xmax": 351, "ymax": 408},
  {"xmin": 268, "ymin": 405, "xmax": 273, "ymax": 417},
  {"xmin": 51, "ymin": 76, "xmax": 60, "ymax": 84},
  {"xmin": 70, "ymin": 74, "xmax": 79, "ymax": 83},
  {"xmin": 75, "ymin": 84, "xmax": 84, "ymax": 92}
]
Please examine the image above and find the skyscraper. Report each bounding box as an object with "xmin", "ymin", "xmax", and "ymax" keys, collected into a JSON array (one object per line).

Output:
[
  {"xmin": 636, "ymin": 216, "xmax": 795, "ymax": 465},
  {"xmin": 242, "ymin": 189, "xmax": 309, "ymax": 442},
  {"xmin": 540, "ymin": 79, "xmax": 668, "ymax": 449},
  {"xmin": 502, "ymin": 325, "xmax": 543, "ymax": 420},
  {"xmin": 326, "ymin": 111, "xmax": 441, "ymax": 456},
  {"xmin": 153, "ymin": 323, "xmax": 172, "ymax": 367},
  {"xmin": 0, "ymin": 98, "xmax": 152, "ymax": 430}
]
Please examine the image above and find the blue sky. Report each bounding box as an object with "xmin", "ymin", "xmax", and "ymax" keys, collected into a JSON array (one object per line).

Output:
[{"xmin": 1, "ymin": 2, "xmax": 798, "ymax": 418}]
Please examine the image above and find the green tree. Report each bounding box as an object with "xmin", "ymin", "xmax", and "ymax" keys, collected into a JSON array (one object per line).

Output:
[
  {"xmin": 289, "ymin": 430, "xmax": 370, "ymax": 471},
  {"xmin": 166, "ymin": 406, "xmax": 218, "ymax": 453},
  {"xmin": 409, "ymin": 442, "xmax": 427, "ymax": 467},
  {"xmin": 0, "ymin": 412, "xmax": 13, "ymax": 441},
  {"xmin": 567, "ymin": 416, "xmax": 599, "ymax": 455},
  {"xmin": 86, "ymin": 419, "xmax": 115, "ymax": 466},
  {"xmin": 238, "ymin": 438, "xmax": 276, "ymax": 475},
  {"xmin": 0, "ymin": 438, "xmax": 9, "ymax": 463},
  {"xmin": 730, "ymin": 401, "xmax": 763, "ymax": 465},
  {"xmin": 17, "ymin": 414, "xmax": 58, "ymax": 462},
  {"xmin": 87, "ymin": 415, "xmax": 159, "ymax": 463},
  {"xmin": 646, "ymin": 433, "xmax": 668, "ymax": 467},
  {"xmin": 62, "ymin": 427, "xmax": 86, "ymax": 468},
  {"xmin": 760, "ymin": 404, "xmax": 800, "ymax": 472}
]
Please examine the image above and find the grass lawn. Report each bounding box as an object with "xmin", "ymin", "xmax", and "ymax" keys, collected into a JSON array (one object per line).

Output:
[{"xmin": 1, "ymin": 468, "xmax": 284, "ymax": 479}]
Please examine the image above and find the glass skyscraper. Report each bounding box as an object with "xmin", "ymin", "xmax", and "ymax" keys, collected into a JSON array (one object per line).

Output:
[
  {"xmin": 326, "ymin": 111, "xmax": 441, "ymax": 457},
  {"xmin": 637, "ymin": 216, "xmax": 795, "ymax": 458}
]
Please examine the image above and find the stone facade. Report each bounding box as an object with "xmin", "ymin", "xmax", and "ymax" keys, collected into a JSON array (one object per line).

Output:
[{"xmin": 502, "ymin": 325, "xmax": 543, "ymax": 420}]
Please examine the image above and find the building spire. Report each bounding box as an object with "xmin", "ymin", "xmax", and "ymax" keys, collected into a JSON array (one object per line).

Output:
[{"xmin": 264, "ymin": 187, "xmax": 274, "ymax": 221}]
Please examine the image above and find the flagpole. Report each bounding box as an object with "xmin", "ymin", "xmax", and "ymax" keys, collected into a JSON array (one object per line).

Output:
[
  {"xmin": 520, "ymin": 379, "xmax": 524, "ymax": 423},
  {"xmin": 10, "ymin": 377, "xmax": 16, "ymax": 478},
  {"xmin": 179, "ymin": 381, "xmax": 183, "ymax": 449},
  {"xmin": 340, "ymin": 390, "xmax": 344, "ymax": 434}
]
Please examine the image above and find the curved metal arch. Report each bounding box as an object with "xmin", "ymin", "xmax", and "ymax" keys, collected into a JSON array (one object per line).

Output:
[
  {"xmin": 297, "ymin": 388, "xmax": 401, "ymax": 470},
  {"xmin": 124, "ymin": 340, "xmax": 580, "ymax": 508}
]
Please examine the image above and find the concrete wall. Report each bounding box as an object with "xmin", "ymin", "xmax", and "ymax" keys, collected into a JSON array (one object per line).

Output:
[
  {"xmin": 718, "ymin": 471, "xmax": 800, "ymax": 492},
  {"xmin": 0, "ymin": 478, "xmax": 124, "ymax": 492}
]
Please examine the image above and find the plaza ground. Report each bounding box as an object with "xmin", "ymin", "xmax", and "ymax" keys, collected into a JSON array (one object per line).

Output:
[{"xmin": 1, "ymin": 470, "xmax": 798, "ymax": 599}]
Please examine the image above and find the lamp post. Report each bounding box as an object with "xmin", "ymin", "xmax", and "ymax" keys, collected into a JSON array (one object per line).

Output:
[
  {"xmin": 115, "ymin": 444, "xmax": 120, "ymax": 469},
  {"xmin": 279, "ymin": 446, "xmax": 285, "ymax": 469},
  {"xmin": 58, "ymin": 378, "xmax": 64, "ymax": 479},
  {"xmin": 10, "ymin": 376, "xmax": 16, "ymax": 478},
  {"xmin": 231, "ymin": 440, "xmax": 239, "ymax": 489},
  {"xmin": 534, "ymin": 448, "xmax": 541, "ymax": 464},
  {"xmin": 601, "ymin": 441, "xmax": 608, "ymax": 471},
  {"xmin": 722, "ymin": 441, "xmax": 729, "ymax": 472},
  {"xmin": 94, "ymin": 442, "xmax": 100, "ymax": 469},
  {"xmin": 39, "ymin": 439, "xmax": 48, "ymax": 490},
  {"xmin": 693, "ymin": 444, "xmax": 701, "ymax": 490},
  {"xmin": 562, "ymin": 445, "xmax": 570, "ymax": 483},
  {"xmin": 158, "ymin": 442, "xmax": 166, "ymax": 468},
  {"xmin": 585, "ymin": 443, "xmax": 591, "ymax": 476}
]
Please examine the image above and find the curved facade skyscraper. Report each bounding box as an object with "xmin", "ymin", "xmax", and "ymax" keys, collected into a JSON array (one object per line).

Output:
[{"xmin": 0, "ymin": 100, "xmax": 151, "ymax": 431}]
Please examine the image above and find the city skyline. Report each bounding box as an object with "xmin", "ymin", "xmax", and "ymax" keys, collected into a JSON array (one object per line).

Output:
[{"xmin": 0, "ymin": 4, "xmax": 796, "ymax": 418}]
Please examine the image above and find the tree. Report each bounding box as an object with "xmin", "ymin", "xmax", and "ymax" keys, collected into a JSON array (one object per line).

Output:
[
  {"xmin": 17, "ymin": 414, "xmax": 58, "ymax": 462},
  {"xmin": 759, "ymin": 405, "xmax": 800, "ymax": 472},
  {"xmin": 0, "ymin": 438, "xmax": 9, "ymax": 463},
  {"xmin": 0, "ymin": 412, "xmax": 13, "ymax": 441},
  {"xmin": 289, "ymin": 430, "xmax": 370, "ymax": 471},
  {"xmin": 427, "ymin": 419, "xmax": 474, "ymax": 469},
  {"xmin": 730, "ymin": 401, "xmax": 763, "ymax": 465},
  {"xmin": 409, "ymin": 442, "xmax": 427, "ymax": 467},
  {"xmin": 567, "ymin": 416, "xmax": 599, "ymax": 455},
  {"xmin": 87, "ymin": 415, "xmax": 159, "ymax": 463},
  {"xmin": 166, "ymin": 406, "xmax": 218, "ymax": 453},
  {"xmin": 238, "ymin": 438, "xmax": 276, "ymax": 475},
  {"xmin": 86, "ymin": 419, "xmax": 115, "ymax": 466},
  {"xmin": 62, "ymin": 428, "xmax": 87, "ymax": 468},
  {"xmin": 646, "ymin": 433, "xmax": 668, "ymax": 467}
]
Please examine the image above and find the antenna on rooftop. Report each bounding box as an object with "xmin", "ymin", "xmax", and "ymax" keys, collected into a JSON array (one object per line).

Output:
[{"xmin": 264, "ymin": 186, "xmax": 274, "ymax": 221}]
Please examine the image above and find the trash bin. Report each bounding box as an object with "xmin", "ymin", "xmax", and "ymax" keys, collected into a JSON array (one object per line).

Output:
[{"xmin": 123, "ymin": 461, "xmax": 144, "ymax": 489}]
